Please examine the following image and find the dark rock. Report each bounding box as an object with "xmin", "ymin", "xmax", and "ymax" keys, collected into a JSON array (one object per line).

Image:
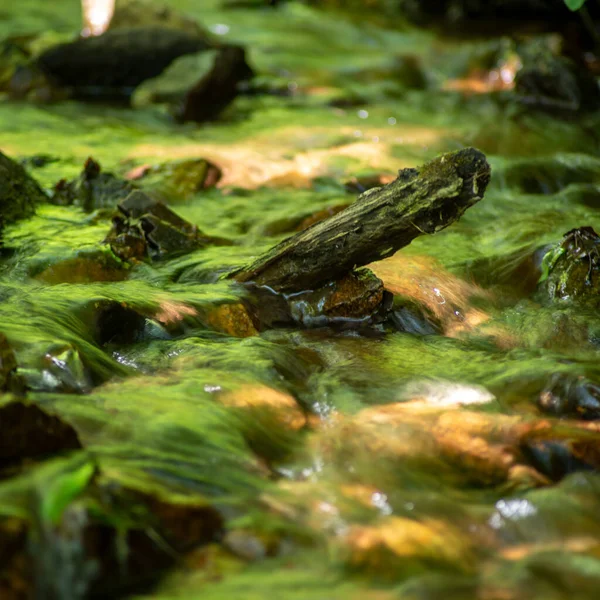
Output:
[
  {"xmin": 0, "ymin": 401, "xmax": 82, "ymax": 469},
  {"xmin": 0, "ymin": 150, "xmax": 47, "ymax": 225},
  {"xmin": 514, "ymin": 38, "xmax": 600, "ymax": 113},
  {"xmin": 177, "ymin": 45, "xmax": 254, "ymax": 123},
  {"xmin": 36, "ymin": 27, "xmax": 212, "ymax": 102},
  {"xmin": 93, "ymin": 301, "xmax": 147, "ymax": 346},
  {"xmin": 538, "ymin": 373, "xmax": 600, "ymax": 420},
  {"xmin": 521, "ymin": 440, "xmax": 594, "ymax": 482},
  {"xmin": 287, "ymin": 268, "xmax": 390, "ymax": 326},
  {"xmin": 105, "ymin": 190, "xmax": 232, "ymax": 261},
  {"xmin": 51, "ymin": 157, "xmax": 135, "ymax": 212}
]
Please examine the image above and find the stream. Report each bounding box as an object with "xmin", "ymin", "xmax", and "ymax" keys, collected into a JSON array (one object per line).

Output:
[{"xmin": 1, "ymin": 1, "xmax": 600, "ymax": 598}]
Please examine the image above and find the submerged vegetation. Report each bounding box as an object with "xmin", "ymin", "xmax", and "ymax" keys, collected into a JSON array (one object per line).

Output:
[{"xmin": 0, "ymin": 0, "xmax": 600, "ymax": 598}]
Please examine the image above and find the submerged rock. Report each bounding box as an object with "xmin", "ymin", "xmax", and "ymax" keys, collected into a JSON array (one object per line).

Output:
[
  {"xmin": 540, "ymin": 226, "xmax": 600, "ymax": 304},
  {"xmin": 51, "ymin": 157, "xmax": 135, "ymax": 212},
  {"xmin": 0, "ymin": 151, "xmax": 47, "ymax": 225},
  {"xmin": 36, "ymin": 27, "xmax": 212, "ymax": 102}
]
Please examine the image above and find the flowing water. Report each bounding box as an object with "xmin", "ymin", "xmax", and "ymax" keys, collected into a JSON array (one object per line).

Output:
[{"xmin": 1, "ymin": 1, "xmax": 600, "ymax": 598}]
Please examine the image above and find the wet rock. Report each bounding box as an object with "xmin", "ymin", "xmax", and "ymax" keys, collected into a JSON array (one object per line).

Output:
[
  {"xmin": 36, "ymin": 27, "xmax": 212, "ymax": 102},
  {"xmin": 105, "ymin": 190, "xmax": 231, "ymax": 261},
  {"xmin": 20, "ymin": 343, "xmax": 94, "ymax": 394},
  {"xmin": 51, "ymin": 157, "xmax": 135, "ymax": 212},
  {"xmin": 287, "ymin": 268, "xmax": 390, "ymax": 327},
  {"xmin": 538, "ymin": 374, "xmax": 600, "ymax": 420},
  {"xmin": 177, "ymin": 45, "xmax": 254, "ymax": 123},
  {"xmin": 108, "ymin": 0, "xmax": 207, "ymax": 36},
  {"xmin": 0, "ymin": 333, "xmax": 25, "ymax": 395},
  {"xmin": 0, "ymin": 401, "xmax": 81, "ymax": 469},
  {"xmin": 540, "ymin": 226, "xmax": 600, "ymax": 304},
  {"xmin": 514, "ymin": 38, "xmax": 600, "ymax": 113},
  {"xmin": 128, "ymin": 158, "xmax": 222, "ymax": 200},
  {"xmin": 0, "ymin": 150, "xmax": 47, "ymax": 225}
]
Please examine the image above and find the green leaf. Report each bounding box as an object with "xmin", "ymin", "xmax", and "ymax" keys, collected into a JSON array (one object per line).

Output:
[{"xmin": 564, "ymin": 0, "xmax": 587, "ymax": 10}]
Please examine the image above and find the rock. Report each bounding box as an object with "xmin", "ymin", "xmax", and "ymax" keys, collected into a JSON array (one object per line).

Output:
[
  {"xmin": 538, "ymin": 374, "xmax": 600, "ymax": 420},
  {"xmin": 0, "ymin": 401, "xmax": 81, "ymax": 469},
  {"xmin": 514, "ymin": 38, "xmax": 600, "ymax": 113},
  {"xmin": 540, "ymin": 226, "xmax": 600, "ymax": 304},
  {"xmin": 104, "ymin": 190, "xmax": 231, "ymax": 261},
  {"xmin": 287, "ymin": 268, "xmax": 390, "ymax": 326},
  {"xmin": 0, "ymin": 150, "xmax": 47, "ymax": 225},
  {"xmin": 204, "ymin": 302, "xmax": 259, "ymax": 338},
  {"xmin": 20, "ymin": 344, "xmax": 93, "ymax": 394},
  {"xmin": 129, "ymin": 158, "xmax": 222, "ymax": 200},
  {"xmin": 177, "ymin": 45, "xmax": 254, "ymax": 123},
  {"xmin": 36, "ymin": 27, "xmax": 213, "ymax": 102},
  {"xmin": 51, "ymin": 157, "xmax": 135, "ymax": 212}
]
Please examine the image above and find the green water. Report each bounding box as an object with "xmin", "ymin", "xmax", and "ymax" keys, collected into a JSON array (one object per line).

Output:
[{"xmin": 1, "ymin": 1, "xmax": 600, "ymax": 598}]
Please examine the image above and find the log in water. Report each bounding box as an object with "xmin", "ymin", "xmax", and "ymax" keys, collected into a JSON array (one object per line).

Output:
[{"xmin": 231, "ymin": 147, "xmax": 491, "ymax": 292}]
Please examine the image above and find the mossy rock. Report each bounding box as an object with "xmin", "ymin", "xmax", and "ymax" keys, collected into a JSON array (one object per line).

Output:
[{"xmin": 0, "ymin": 150, "xmax": 47, "ymax": 225}]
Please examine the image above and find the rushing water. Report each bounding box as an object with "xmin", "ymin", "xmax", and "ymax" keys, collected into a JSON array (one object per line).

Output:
[{"xmin": 1, "ymin": 1, "xmax": 600, "ymax": 598}]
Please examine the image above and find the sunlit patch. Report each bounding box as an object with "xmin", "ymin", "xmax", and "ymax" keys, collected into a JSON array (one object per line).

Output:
[
  {"xmin": 81, "ymin": 0, "xmax": 115, "ymax": 37},
  {"xmin": 401, "ymin": 379, "xmax": 496, "ymax": 409},
  {"xmin": 128, "ymin": 124, "xmax": 450, "ymax": 190},
  {"xmin": 488, "ymin": 498, "xmax": 537, "ymax": 530},
  {"xmin": 154, "ymin": 300, "xmax": 198, "ymax": 326}
]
